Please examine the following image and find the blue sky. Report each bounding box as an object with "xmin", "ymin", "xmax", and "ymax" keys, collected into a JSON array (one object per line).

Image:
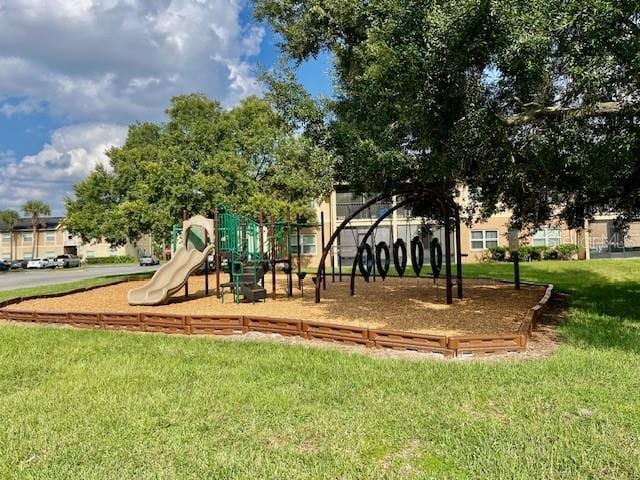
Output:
[{"xmin": 0, "ymin": 0, "xmax": 333, "ymax": 215}]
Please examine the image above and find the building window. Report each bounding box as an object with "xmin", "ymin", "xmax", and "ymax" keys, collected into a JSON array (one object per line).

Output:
[
  {"xmin": 46, "ymin": 232, "xmax": 56, "ymax": 243},
  {"xmin": 533, "ymin": 228, "xmax": 562, "ymax": 247},
  {"xmin": 109, "ymin": 247, "xmax": 118, "ymax": 257},
  {"xmin": 335, "ymin": 192, "xmax": 393, "ymax": 220},
  {"xmin": 471, "ymin": 230, "xmax": 499, "ymax": 250},
  {"xmin": 2, "ymin": 253, "xmax": 10, "ymax": 260},
  {"xmin": 23, "ymin": 252, "xmax": 33, "ymax": 260},
  {"xmin": 290, "ymin": 234, "xmax": 317, "ymax": 255},
  {"xmin": 86, "ymin": 251, "xmax": 96, "ymax": 258},
  {"xmin": 46, "ymin": 251, "xmax": 56, "ymax": 259},
  {"xmin": 23, "ymin": 232, "xmax": 33, "ymax": 243},
  {"xmin": 1, "ymin": 233, "xmax": 10, "ymax": 244}
]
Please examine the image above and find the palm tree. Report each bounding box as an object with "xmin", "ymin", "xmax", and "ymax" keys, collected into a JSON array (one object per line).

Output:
[
  {"xmin": 0, "ymin": 209, "xmax": 20, "ymax": 261},
  {"xmin": 21, "ymin": 200, "xmax": 51, "ymax": 258}
]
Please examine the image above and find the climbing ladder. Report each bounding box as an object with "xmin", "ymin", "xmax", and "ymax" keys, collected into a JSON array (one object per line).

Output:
[{"xmin": 217, "ymin": 207, "xmax": 266, "ymax": 303}]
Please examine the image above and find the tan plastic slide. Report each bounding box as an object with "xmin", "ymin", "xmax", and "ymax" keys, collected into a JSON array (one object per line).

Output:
[{"xmin": 127, "ymin": 245, "xmax": 212, "ymax": 306}]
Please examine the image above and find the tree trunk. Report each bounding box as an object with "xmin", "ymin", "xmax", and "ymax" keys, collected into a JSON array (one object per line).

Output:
[
  {"xmin": 503, "ymin": 101, "xmax": 627, "ymax": 127},
  {"xmin": 32, "ymin": 222, "xmax": 37, "ymax": 258}
]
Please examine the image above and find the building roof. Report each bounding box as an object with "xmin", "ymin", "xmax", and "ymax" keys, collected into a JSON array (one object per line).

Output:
[{"xmin": 0, "ymin": 216, "xmax": 64, "ymax": 232}]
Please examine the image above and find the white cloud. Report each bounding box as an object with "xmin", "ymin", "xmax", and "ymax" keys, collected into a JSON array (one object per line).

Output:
[
  {"xmin": 0, "ymin": 98, "xmax": 45, "ymax": 118},
  {"xmin": 0, "ymin": 0, "xmax": 266, "ymax": 214},
  {"xmin": 0, "ymin": 1, "xmax": 265, "ymax": 121},
  {"xmin": 0, "ymin": 124, "xmax": 127, "ymax": 213}
]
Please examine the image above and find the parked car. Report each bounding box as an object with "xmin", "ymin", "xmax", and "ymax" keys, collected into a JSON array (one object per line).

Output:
[
  {"xmin": 56, "ymin": 254, "xmax": 81, "ymax": 268},
  {"xmin": 27, "ymin": 258, "xmax": 52, "ymax": 269},
  {"xmin": 139, "ymin": 255, "xmax": 160, "ymax": 266},
  {"xmin": 10, "ymin": 259, "xmax": 29, "ymax": 269},
  {"xmin": 0, "ymin": 261, "xmax": 8, "ymax": 271}
]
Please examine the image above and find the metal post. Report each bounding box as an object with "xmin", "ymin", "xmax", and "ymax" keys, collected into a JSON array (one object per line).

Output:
[
  {"xmin": 296, "ymin": 215, "xmax": 302, "ymax": 289},
  {"xmin": 204, "ymin": 254, "xmax": 209, "ymax": 295},
  {"xmin": 241, "ymin": 220, "xmax": 246, "ymax": 255},
  {"xmin": 444, "ymin": 213, "xmax": 453, "ymax": 305},
  {"xmin": 321, "ymin": 211, "xmax": 326, "ymax": 291},
  {"xmin": 270, "ymin": 215, "xmax": 276, "ymax": 300},
  {"xmin": 454, "ymin": 208, "xmax": 463, "ymax": 299},
  {"xmin": 331, "ymin": 247, "xmax": 335, "ymax": 283},
  {"xmin": 513, "ymin": 251, "xmax": 521, "ymax": 290},
  {"xmin": 214, "ymin": 208, "xmax": 221, "ymax": 298},
  {"xmin": 183, "ymin": 209, "xmax": 189, "ymax": 298},
  {"xmin": 508, "ymin": 227, "xmax": 521, "ymax": 290},
  {"xmin": 287, "ymin": 208, "xmax": 292, "ymax": 297},
  {"xmin": 259, "ymin": 211, "xmax": 265, "ymax": 287}
]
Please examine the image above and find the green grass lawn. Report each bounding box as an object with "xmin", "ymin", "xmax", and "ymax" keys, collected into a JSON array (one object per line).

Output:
[
  {"xmin": 0, "ymin": 272, "xmax": 154, "ymax": 304},
  {"xmin": 1, "ymin": 260, "xmax": 639, "ymax": 479}
]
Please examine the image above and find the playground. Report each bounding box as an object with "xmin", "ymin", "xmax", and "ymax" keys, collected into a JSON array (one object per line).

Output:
[
  {"xmin": 1, "ymin": 194, "xmax": 553, "ymax": 355},
  {"xmin": 5, "ymin": 274, "xmax": 544, "ymax": 336}
]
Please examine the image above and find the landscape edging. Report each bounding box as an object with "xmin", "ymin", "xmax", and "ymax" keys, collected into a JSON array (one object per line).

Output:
[{"xmin": 0, "ymin": 279, "xmax": 554, "ymax": 358}]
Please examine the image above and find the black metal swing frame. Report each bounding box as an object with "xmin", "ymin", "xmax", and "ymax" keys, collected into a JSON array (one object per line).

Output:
[{"xmin": 314, "ymin": 187, "xmax": 464, "ymax": 304}]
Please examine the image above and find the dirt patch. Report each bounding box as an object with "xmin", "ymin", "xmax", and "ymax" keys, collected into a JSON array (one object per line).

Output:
[{"xmin": 3, "ymin": 274, "xmax": 544, "ymax": 336}]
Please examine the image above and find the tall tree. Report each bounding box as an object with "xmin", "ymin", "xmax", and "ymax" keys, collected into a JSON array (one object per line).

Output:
[
  {"xmin": 255, "ymin": 0, "xmax": 640, "ymax": 228},
  {"xmin": 21, "ymin": 200, "xmax": 51, "ymax": 258},
  {"xmin": 0, "ymin": 209, "xmax": 20, "ymax": 261},
  {"xmin": 65, "ymin": 94, "xmax": 334, "ymax": 244}
]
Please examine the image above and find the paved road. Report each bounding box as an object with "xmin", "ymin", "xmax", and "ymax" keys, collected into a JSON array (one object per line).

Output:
[{"xmin": 0, "ymin": 264, "xmax": 160, "ymax": 292}]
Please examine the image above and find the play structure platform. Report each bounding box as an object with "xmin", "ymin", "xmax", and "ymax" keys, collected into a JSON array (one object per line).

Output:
[{"xmin": 128, "ymin": 208, "xmax": 302, "ymax": 306}]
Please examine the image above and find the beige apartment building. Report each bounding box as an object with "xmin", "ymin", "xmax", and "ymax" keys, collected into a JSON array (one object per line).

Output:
[
  {"xmin": 0, "ymin": 216, "xmax": 152, "ymax": 262},
  {"xmin": 293, "ymin": 189, "xmax": 640, "ymax": 268}
]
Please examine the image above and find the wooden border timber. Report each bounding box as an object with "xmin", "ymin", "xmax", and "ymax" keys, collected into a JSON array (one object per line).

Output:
[
  {"xmin": 0, "ymin": 281, "xmax": 557, "ymax": 358},
  {"xmin": 448, "ymin": 334, "xmax": 527, "ymax": 356},
  {"xmin": 102, "ymin": 313, "xmax": 139, "ymax": 331},
  {"xmin": 141, "ymin": 313, "xmax": 188, "ymax": 334},
  {"xmin": 2, "ymin": 309, "xmax": 37, "ymax": 323},
  {"xmin": 187, "ymin": 314, "xmax": 246, "ymax": 335},
  {"xmin": 244, "ymin": 316, "xmax": 303, "ymax": 337},
  {"xmin": 68, "ymin": 312, "xmax": 102, "ymax": 329},
  {"xmin": 304, "ymin": 321, "xmax": 372, "ymax": 347},
  {"xmin": 520, "ymin": 284, "xmax": 554, "ymax": 331},
  {"xmin": 34, "ymin": 311, "xmax": 69, "ymax": 324},
  {"xmin": 369, "ymin": 329, "xmax": 453, "ymax": 357}
]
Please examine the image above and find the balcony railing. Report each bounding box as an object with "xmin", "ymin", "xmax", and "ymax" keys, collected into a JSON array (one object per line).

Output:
[
  {"xmin": 64, "ymin": 237, "xmax": 79, "ymax": 247},
  {"xmin": 336, "ymin": 202, "xmax": 394, "ymax": 220},
  {"xmin": 590, "ymin": 234, "xmax": 640, "ymax": 258}
]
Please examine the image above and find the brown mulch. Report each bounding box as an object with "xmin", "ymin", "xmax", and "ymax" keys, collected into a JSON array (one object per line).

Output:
[{"xmin": 3, "ymin": 274, "xmax": 545, "ymax": 336}]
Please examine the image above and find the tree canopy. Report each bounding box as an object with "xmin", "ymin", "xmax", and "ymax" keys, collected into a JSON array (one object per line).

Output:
[
  {"xmin": 0, "ymin": 209, "xmax": 20, "ymax": 261},
  {"xmin": 21, "ymin": 200, "xmax": 51, "ymax": 258},
  {"xmin": 65, "ymin": 94, "xmax": 333, "ymax": 245},
  {"xmin": 255, "ymin": 0, "xmax": 640, "ymax": 228}
]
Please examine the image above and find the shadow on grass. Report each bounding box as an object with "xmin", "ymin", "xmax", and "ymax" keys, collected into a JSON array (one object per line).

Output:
[
  {"xmin": 327, "ymin": 262, "xmax": 640, "ymax": 353},
  {"xmin": 465, "ymin": 262, "xmax": 640, "ymax": 354},
  {"xmin": 552, "ymin": 271, "xmax": 640, "ymax": 354}
]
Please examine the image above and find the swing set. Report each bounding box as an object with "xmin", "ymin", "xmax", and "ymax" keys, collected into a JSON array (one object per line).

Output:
[{"xmin": 314, "ymin": 187, "xmax": 464, "ymax": 305}]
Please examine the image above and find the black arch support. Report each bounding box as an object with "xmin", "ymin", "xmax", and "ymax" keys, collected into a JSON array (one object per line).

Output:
[
  {"xmin": 315, "ymin": 187, "xmax": 460, "ymax": 305},
  {"xmin": 349, "ymin": 196, "xmax": 416, "ymax": 296}
]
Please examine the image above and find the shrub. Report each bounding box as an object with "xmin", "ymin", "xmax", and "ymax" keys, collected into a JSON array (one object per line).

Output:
[
  {"xmin": 85, "ymin": 256, "xmax": 136, "ymax": 265},
  {"xmin": 483, "ymin": 246, "xmax": 509, "ymax": 262},
  {"xmin": 546, "ymin": 249, "xmax": 560, "ymax": 260},
  {"xmin": 552, "ymin": 243, "xmax": 580, "ymax": 260},
  {"xmin": 519, "ymin": 245, "xmax": 549, "ymax": 261}
]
